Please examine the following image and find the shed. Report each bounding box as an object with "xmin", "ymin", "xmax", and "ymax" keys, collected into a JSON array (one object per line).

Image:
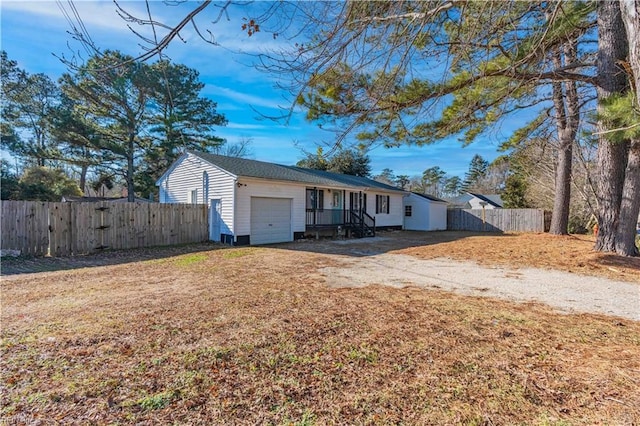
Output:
[{"xmin": 403, "ymin": 192, "xmax": 448, "ymax": 231}]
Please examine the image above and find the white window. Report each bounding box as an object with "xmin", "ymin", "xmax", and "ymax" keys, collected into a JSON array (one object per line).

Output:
[
  {"xmin": 190, "ymin": 189, "xmax": 198, "ymax": 204},
  {"xmin": 405, "ymin": 205, "xmax": 412, "ymax": 217}
]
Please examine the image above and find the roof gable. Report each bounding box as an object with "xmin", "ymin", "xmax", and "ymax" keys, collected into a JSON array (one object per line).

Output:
[
  {"xmin": 468, "ymin": 192, "xmax": 503, "ymax": 208},
  {"xmin": 409, "ymin": 192, "xmax": 448, "ymax": 203}
]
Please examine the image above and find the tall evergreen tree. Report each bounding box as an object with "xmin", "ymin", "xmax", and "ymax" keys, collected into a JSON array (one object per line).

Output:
[
  {"xmin": 461, "ymin": 154, "xmax": 489, "ymax": 193},
  {"xmin": 442, "ymin": 176, "xmax": 462, "ymax": 198},
  {"xmin": 59, "ymin": 52, "xmax": 227, "ymax": 201},
  {"xmin": 138, "ymin": 60, "xmax": 227, "ymax": 198},
  {"xmin": 60, "ymin": 51, "xmax": 154, "ymax": 201},
  {"xmin": 421, "ymin": 166, "xmax": 446, "ymax": 196},
  {"xmin": 593, "ymin": 1, "xmax": 633, "ymax": 253}
]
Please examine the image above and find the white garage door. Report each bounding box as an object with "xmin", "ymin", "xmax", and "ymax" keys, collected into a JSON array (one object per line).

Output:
[{"xmin": 250, "ymin": 197, "xmax": 292, "ymax": 245}]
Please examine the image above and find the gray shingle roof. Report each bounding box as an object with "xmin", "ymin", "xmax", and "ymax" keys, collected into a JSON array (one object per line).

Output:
[
  {"xmin": 446, "ymin": 192, "xmax": 504, "ymax": 208},
  {"xmin": 410, "ymin": 192, "xmax": 448, "ymax": 203},
  {"xmin": 190, "ymin": 151, "xmax": 404, "ymax": 193}
]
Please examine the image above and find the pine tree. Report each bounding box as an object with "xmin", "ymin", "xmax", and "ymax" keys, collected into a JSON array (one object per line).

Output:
[{"xmin": 461, "ymin": 155, "xmax": 489, "ymax": 193}]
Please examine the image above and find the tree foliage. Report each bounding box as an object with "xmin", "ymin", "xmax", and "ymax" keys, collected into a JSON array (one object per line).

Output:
[
  {"xmin": 461, "ymin": 154, "xmax": 489, "ymax": 192},
  {"xmin": 137, "ymin": 60, "xmax": 227, "ymax": 197},
  {"xmin": 1, "ymin": 51, "xmax": 61, "ymax": 166},
  {"xmin": 2, "ymin": 50, "xmax": 226, "ymax": 201},
  {"xmin": 15, "ymin": 167, "xmax": 82, "ymax": 201},
  {"xmin": 59, "ymin": 51, "xmax": 226, "ymax": 200},
  {"xmin": 297, "ymin": 147, "xmax": 371, "ymax": 177}
]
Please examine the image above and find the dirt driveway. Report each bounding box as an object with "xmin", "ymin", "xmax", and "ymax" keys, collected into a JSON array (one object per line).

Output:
[
  {"xmin": 281, "ymin": 232, "xmax": 639, "ymax": 321},
  {"xmin": 318, "ymin": 244, "xmax": 640, "ymax": 321}
]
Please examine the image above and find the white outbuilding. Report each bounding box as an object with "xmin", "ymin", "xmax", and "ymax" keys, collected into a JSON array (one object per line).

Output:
[{"xmin": 403, "ymin": 192, "xmax": 448, "ymax": 231}]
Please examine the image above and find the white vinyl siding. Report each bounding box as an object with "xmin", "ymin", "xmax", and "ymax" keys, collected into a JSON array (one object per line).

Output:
[
  {"xmin": 157, "ymin": 152, "xmax": 236, "ymax": 237},
  {"xmin": 403, "ymin": 193, "xmax": 448, "ymax": 231},
  {"xmin": 363, "ymin": 192, "xmax": 404, "ymax": 227}
]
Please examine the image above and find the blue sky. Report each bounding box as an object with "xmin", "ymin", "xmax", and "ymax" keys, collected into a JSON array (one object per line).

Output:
[{"xmin": 1, "ymin": 0, "xmax": 511, "ymax": 178}]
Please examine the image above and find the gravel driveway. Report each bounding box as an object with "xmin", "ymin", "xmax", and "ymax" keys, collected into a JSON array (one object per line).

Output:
[{"xmin": 317, "ymin": 239, "xmax": 640, "ymax": 321}]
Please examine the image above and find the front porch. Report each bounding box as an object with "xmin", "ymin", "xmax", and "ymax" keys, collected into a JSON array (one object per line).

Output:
[
  {"xmin": 305, "ymin": 208, "xmax": 375, "ymax": 238},
  {"xmin": 305, "ymin": 187, "xmax": 375, "ymax": 238}
]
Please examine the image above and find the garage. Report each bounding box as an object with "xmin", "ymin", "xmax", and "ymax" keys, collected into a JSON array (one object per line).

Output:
[{"xmin": 250, "ymin": 197, "xmax": 293, "ymax": 245}]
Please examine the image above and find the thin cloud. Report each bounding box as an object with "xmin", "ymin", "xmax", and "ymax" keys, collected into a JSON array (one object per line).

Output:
[
  {"xmin": 205, "ymin": 85, "xmax": 285, "ymax": 110},
  {"xmin": 225, "ymin": 123, "xmax": 270, "ymax": 130},
  {"xmin": 1, "ymin": 1, "xmax": 137, "ymax": 32}
]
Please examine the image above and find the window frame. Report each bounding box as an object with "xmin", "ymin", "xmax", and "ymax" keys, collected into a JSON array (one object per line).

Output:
[{"xmin": 376, "ymin": 194, "xmax": 390, "ymax": 214}]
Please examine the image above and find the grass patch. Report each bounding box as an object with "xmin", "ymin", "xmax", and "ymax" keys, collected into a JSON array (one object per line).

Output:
[
  {"xmin": 173, "ymin": 253, "xmax": 208, "ymax": 267},
  {"xmin": 222, "ymin": 247, "xmax": 258, "ymax": 259},
  {"xmin": 137, "ymin": 391, "xmax": 175, "ymax": 410}
]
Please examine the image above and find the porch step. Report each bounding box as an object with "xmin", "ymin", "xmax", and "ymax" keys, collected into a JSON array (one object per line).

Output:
[{"xmin": 352, "ymin": 227, "xmax": 375, "ymax": 238}]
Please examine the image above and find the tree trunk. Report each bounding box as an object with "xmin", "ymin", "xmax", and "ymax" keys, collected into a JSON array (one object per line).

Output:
[
  {"xmin": 615, "ymin": 138, "xmax": 640, "ymax": 256},
  {"xmin": 549, "ymin": 42, "xmax": 579, "ymax": 235},
  {"xmin": 619, "ymin": 0, "xmax": 640, "ymax": 106},
  {"xmin": 594, "ymin": 0, "xmax": 630, "ymax": 252},
  {"xmin": 127, "ymin": 136, "xmax": 135, "ymax": 202},
  {"xmin": 614, "ymin": 0, "xmax": 640, "ymax": 257},
  {"xmin": 79, "ymin": 164, "xmax": 88, "ymax": 194}
]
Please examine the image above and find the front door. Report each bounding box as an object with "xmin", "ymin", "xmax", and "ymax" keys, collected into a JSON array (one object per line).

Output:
[
  {"xmin": 349, "ymin": 191, "xmax": 361, "ymax": 212},
  {"xmin": 209, "ymin": 199, "xmax": 221, "ymax": 241}
]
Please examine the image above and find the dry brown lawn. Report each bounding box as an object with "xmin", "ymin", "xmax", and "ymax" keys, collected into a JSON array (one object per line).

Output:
[{"xmin": 1, "ymin": 232, "xmax": 639, "ymax": 425}]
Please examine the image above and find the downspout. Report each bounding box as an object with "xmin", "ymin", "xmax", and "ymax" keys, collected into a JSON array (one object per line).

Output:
[
  {"xmin": 232, "ymin": 178, "xmax": 237, "ymax": 245},
  {"xmin": 402, "ymin": 194, "xmax": 408, "ymax": 230},
  {"xmin": 342, "ymin": 189, "xmax": 346, "ymax": 225}
]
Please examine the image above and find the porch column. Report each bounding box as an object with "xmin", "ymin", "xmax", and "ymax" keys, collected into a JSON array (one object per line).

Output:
[{"xmin": 314, "ymin": 187, "xmax": 318, "ymax": 225}]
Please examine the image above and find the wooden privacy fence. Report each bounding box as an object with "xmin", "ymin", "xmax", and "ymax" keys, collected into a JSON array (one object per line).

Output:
[
  {"xmin": 447, "ymin": 208, "xmax": 551, "ymax": 233},
  {"xmin": 1, "ymin": 200, "xmax": 208, "ymax": 257}
]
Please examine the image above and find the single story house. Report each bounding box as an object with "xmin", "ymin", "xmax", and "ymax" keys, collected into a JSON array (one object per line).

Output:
[
  {"xmin": 447, "ymin": 192, "xmax": 504, "ymax": 209},
  {"xmin": 403, "ymin": 192, "xmax": 448, "ymax": 231},
  {"xmin": 156, "ymin": 151, "xmax": 405, "ymax": 245}
]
